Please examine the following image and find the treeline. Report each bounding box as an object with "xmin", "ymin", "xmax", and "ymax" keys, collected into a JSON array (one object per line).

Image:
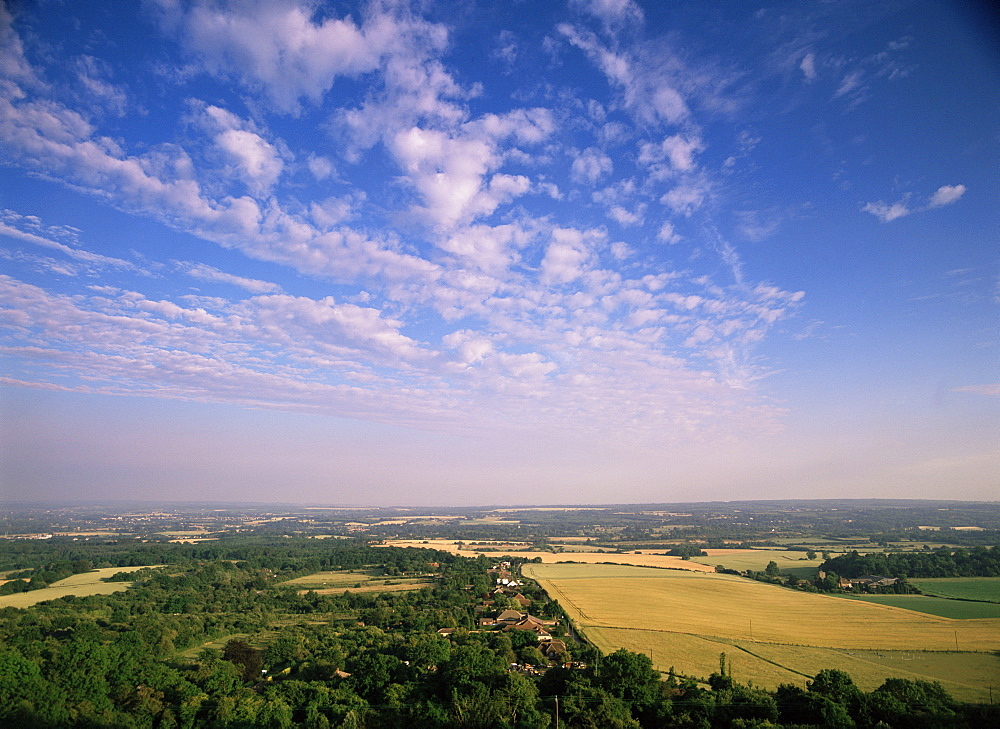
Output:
[
  {"xmin": 0, "ymin": 559, "xmax": 97, "ymax": 595},
  {"xmin": 822, "ymin": 546, "xmax": 1000, "ymax": 578}
]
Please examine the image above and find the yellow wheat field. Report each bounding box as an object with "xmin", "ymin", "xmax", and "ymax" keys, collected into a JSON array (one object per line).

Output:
[
  {"xmin": 383, "ymin": 540, "xmax": 716, "ymax": 572},
  {"xmin": 523, "ymin": 563, "xmax": 1000, "ymax": 702},
  {"xmin": 0, "ymin": 566, "xmax": 157, "ymax": 608}
]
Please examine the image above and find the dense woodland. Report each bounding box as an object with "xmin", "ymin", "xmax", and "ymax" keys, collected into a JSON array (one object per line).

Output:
[
  {"xmin": 820, "ymin": 546, "xmax": 1000, "ymax": 579},
  {"xmin": 1, "ymin": 536, "xmax": 998, "ymax": 728}
]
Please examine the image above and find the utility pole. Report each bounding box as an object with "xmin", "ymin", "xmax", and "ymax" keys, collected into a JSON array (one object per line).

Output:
[{"xmin": 554, "ymin": 696, "xmax": 559, "ymax": 729}]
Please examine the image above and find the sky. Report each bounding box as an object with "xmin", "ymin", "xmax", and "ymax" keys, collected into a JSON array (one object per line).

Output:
[{"xmin": 0, "ymin": 0, "xmax": 997, "ymax": 506}]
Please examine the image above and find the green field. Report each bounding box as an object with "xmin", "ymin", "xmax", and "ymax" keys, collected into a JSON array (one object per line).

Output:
[
  {"xmin": 279, "ymin": 568, "xmax": 433, "ymax": 593},
  {"xmin": 524, "ymin": 562, "xmax": 1000, "ymax": 703},
  {"xmin": 910, "ymin": 577, "xmax": 1000, "ymax": 603},
  {"xmin": 835, "ymin": 593, "xmax": 1000, "ymax": 619},
  {"xmin": 690, "ymin": 549, "xmax": 825, "ymax": 579},
  {"xmin": 0, "ymin": 566, "xmax": 154, "ymax": 608}
]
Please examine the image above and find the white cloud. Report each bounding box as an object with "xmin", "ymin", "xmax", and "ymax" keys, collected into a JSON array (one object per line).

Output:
[
  {"xmin": 558, "ymin": 24, "xmax": 690, "ymax": 126},
  {"xmin": 607, "ymin": 204, "xmax": 645, "ymax": 226},
  {"xmin": 862, "ymin": 199, "xmax": 911, "ymax": 222},
  {"xmin": 179, "ymin": 262, "xmax": 282, "ymax": 294},
  {"xmin": 863, "ymin": 184, "xmax": 966, "ymax": 222},
  {"xmin": 75, "ymin": 55, "xmax": 128, "ymax": 117},
  {"xmin": 661, "ymin": 178, "xmax": 709, "ymax": 216},
  {"xmin": 307, "ymin": 154, "xmax": 334, "ymax": 181},
  {"xmin": 571, "ymin": 147, "xmax": 613, "ymax": 185},
  {"xmin": 657, "ymin": 221, "xmax": 681, "ymax": 244},
  {"xmin": 928, "ymin": 184, "xmax": 966, "ymax": 208},
  {"xmin": 438, "ymin": 223, "xmax": 531, "ymax": 274},
  {"xmin": 155, "ymin": 0, "xmax": 404, "ymax": 114},
  {"xmin": 0, "ymin": 2, "xmax": 813, "ymax": 448},
  {"xmin": 570, "ymin": 0, "xmax": 645, "ymax": 29},
  {"xmin": 835, "ymin": 71, "xmax": 863, "ymax": 98},
  {"xmin": 540, "ymin": 228, "xmax": 595, "ymax": 285},
  {"xmin": 216, "ymin": 128, "xmax": 284, "ymax": 192},
  {"xmin": 0, "ymin": 213, "xmax": 134, "ymax": 270},
  {"xmin": 800, "ymin": 52, "xmax": 817, "ymax": 81},
  {"xmin": 0, "ymin": 6, "xmax": 42, "ymax": 88},
  {"xmin": 639, "ymin": 134, "xmax": 702, "ymax": 175}
]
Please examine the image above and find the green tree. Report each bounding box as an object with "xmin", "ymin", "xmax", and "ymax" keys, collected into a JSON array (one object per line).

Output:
[
  {"xmin": 596, "ymin": 648, "xmax": 661, "ymax": 718},
  {"xmin": 223, "ymin": 639, "xmax": 263, "ymax": 683}
]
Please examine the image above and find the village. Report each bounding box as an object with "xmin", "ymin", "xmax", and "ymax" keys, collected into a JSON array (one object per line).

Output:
[{"xmin": 435, "ymin": 560, "xmax": 579, "ymax": 675}]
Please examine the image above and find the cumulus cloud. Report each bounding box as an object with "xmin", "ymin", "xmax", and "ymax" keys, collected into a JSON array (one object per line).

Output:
[
  {"xmin": 153, "ymin": 0, "xmax": 404, "ymax": 114},
  {"xmin": 540, "ymin": 228, "xmax": 599, "ymax": 286},
  {"xmin": 571, "ymin": 147, "xmax": 614, "ymax": 185},
  {"xmin": 928, "ymin": 184, "xmax": 966, "ymax": 208},
  {"xmin": 639, "ymin": 134, "xmax": 702, "ymax": 175},
  {"xmin": 863, "ymin": 184, "xmax": 967, "ymax": 222},
  {"xmin": 862, "ymin": 199, "xmax": 911, "ymax": 222},
  {"xmin": 657, "ymin": 221, "xmax": 681, "ymax": 244},
  {"xmin": 661, "ymin": 178, "xmax": 709, "ymax": 216}
]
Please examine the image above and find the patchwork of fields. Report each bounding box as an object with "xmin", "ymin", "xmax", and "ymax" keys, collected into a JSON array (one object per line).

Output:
[
  {"xmin": 523, "ymin": 563, "xmax": 1000, "ymax": 703},
  {"xmin": 383, "ymin": 539, "xmax": 716, "ymax": 571}
]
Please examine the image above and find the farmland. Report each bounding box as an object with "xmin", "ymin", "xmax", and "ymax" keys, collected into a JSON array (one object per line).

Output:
[
  {"xmin": 523, "ymin": 562, "xmax": 1000, "ymax": 703},
  {"xmin": 383, "ymin": 538, "xmax": 716, "ymax": 571},
  {"xmin": 910, "ymin": 576, "xmax": 1000, "ymax": 603},
  {"xmin": 278, "ymin": 568, "xmax": 435, "ymax": 594},
  {"xmin": 834, "ymin": 593, "xmax": 1000, "ymax": 619},
  {"xmin": 690, "ymin": 549, "xmax": 826, "ymax": 578},
  {"xmin": 0, "ymin": 565, "xmax": 152, "ymax": 608}
]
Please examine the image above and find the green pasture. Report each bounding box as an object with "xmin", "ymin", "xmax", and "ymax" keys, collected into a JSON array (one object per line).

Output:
[
  {"xmin": 834, "ymin": 593, "xmax": 1000, "ymax": 619},
  {"xmin": 910, "ymin": 577, "xmax": 1000, "ymax": 603}
]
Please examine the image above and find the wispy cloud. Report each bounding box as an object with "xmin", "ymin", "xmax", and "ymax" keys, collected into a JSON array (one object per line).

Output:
[
  {"xmin": 863, "ymin": 184, "xmax": 967, "ymax": 222},
  {"xmin": 953, "ymin": 384, "xmax": 1000, "ymax": 396},
  {"xmin": 177, "ymin": 262, "xmax": 282, "ymax": 294}
]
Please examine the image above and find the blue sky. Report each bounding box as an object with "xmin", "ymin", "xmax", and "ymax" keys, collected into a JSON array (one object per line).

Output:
[{"xmin": 1, "ymin": 0, "xmax": 996, "ymax": 505}]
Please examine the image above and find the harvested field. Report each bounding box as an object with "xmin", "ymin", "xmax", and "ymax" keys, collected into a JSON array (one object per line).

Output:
[
  {"xmin": 524, "ymin": 562, "xmax": 1000, "ymax": 703},
  {"xmin": 280, "ymin": 568, "xmax": 435, "ymax": 595},
  {"xmin": 0, "ymin": 566, "xmax": 156, "ymax": 608},
  {"xmin": 308, "ymin": 582, "xmax": 432, "ymax": 595},
  {"xmin": 691, "ymin": 549, "xmax": 825, "ymax": 578},
  {"xmin": 383, "ymin": 540, "xmax": 715, "ymax": 572}
]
